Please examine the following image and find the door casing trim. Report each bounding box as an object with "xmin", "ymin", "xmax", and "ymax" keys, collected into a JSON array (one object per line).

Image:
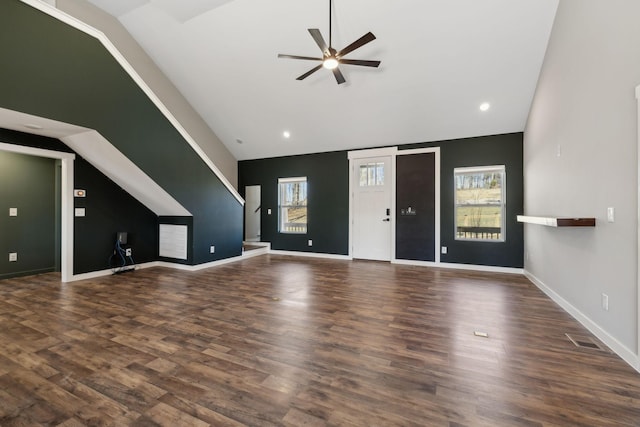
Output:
[{"xmin": 347, "ymin": 146, "xmax": 440, "ymax": 263}]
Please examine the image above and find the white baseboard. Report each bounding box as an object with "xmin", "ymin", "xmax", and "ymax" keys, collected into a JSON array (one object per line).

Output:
[
  {"xmin": 269, "ymin": 250, "xmax": 352, "ymax": 261},
  {"xmin": 242, "ymin": 242, "xmax": 270, "ymax": 258},
  {"xmin": 67, "ymin": 249, "xmax": 348, "ymax": 280},
  {"xmin": 68, "ymin": 253, "xmax": 519, "ymax": 280},
  {"xmin": 68, "ymin": 261, "xmax": 158, "ymax": 281},
  {"xmin": 154, "ymin": 255, "xmax": 247, "ymax": 271},
  {"xmin": 525, "ymin": 270, "xmax": 640, "ymax": 374},
  {"xmin": 393, "ymin": 259, "xmax": 523, "ymax": 275},
  {"xmin": 67, "ymin": 254, "xmax": 250, "ymax": 280},
  {"xmin": 243, "ymin": 241, "xmax": 270, "ymax": 249},
  {"xmin": 242, "ymin": 247, "xmax": 270, "ymax": 258}
]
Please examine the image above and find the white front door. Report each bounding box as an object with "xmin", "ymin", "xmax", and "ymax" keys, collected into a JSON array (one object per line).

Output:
[{"xmin": 352, "ymin": 156, "xmax": 392, "ymax": 260}]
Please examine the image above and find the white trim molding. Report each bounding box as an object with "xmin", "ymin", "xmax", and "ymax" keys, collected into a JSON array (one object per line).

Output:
[
  {"xmin": 347, "ymin": 146, "xmax": 398, "ymax": 160},
  {"xmin": 269, "ymin": 250, "xmax": 352, "ymax": 261},
  {"xmin": 636, "ymin": 83, "xmax": 640, "ymax": 366},
  {"xmin": 348, "ymin": 145, "xmax": 441, "ymax": 265},
  {"xmin": 0, "ymin": 142, "xmax": 75, "ymax": 282},
  {"xmin": 394, "ymin": 259, "xmax": 523, "ymax": 275},
  {"xmin": 526, "ymin": 270, "xmax": 640, "ymax": 373},
  {"xmin": 394, "ymin": 146, "xmax": 441, "ymax": 263},
  {"xmin": 19, "ymin": 0, "xmax": 244, "ymax": 206},
  {"xmin": 70, "ymin": 254, "xmax": 252, "ymax": 280}
]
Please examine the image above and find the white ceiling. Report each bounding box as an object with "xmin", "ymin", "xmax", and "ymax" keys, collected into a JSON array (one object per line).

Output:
[{"xmin": 85, "ymin": 0, "xmax": 559, "ymax": 161}]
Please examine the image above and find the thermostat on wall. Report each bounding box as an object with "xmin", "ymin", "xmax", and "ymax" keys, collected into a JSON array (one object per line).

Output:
[{"xmin": 74, "ymin": 189, "xmax": 86, "ymax": 197}]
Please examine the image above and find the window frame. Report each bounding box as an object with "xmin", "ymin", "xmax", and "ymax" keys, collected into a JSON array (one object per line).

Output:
[
  {"xmin": 278, "ymin": 176, "xmax": 308, "ymax": 234},
  {"xmin": 453, "ymin": 165, "xmax": 506, "ymax": 242}
]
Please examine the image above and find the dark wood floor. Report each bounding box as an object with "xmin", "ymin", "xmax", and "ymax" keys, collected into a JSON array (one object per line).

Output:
[{"xmin": 1, "ymin": 255, "xmax": 639, "ymax": 426}]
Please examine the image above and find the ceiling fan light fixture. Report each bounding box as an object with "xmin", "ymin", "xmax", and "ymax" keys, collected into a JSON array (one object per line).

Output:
[
  {"xmin": 323, "ymin": 57, "xmax": 339, "ymax": 70},
  {"xmin": 277, "ymin": 0, "xmax": 380, "ymax": 84}
]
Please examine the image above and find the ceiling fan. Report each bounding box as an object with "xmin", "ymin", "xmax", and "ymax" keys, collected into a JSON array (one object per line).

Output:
[{"xmin": 277, "ymin": 0, "xmax": 381, "ymax": 85}]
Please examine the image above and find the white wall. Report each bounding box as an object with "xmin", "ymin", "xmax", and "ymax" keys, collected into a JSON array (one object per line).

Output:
[
  {"xmin": 55, "ymin": 0, "xmax": 238, "ymax": 188},
  {"xmin": 524, "ymin": 0, "xmax": 640, "ymax": 366}
]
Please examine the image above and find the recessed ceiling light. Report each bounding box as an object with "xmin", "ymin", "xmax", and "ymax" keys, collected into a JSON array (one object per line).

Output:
[
  {"xmin": 24, "ymin": 123, "xmax": 43, "ymax": 130},
  {"xmin": 479, "ymin": 102, "xmax": 491, "ymax": 112},
  {"xmin": 283, "ymin": 131, "xmax": 291, "ymax": 139}
]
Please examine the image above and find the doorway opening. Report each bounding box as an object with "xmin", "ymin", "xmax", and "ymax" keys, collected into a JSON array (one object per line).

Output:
[
  {"xmin": 0, "ymin": 142, "xmax": 74, "ymax": 282},
  {"xmin": 244, "ymin": 185, "xmax": 261, "ymax": 242}
]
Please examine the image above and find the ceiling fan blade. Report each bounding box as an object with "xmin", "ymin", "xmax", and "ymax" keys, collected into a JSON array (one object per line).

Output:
[
  {"xmin": 337, "ymin": 32, "xmax": 376, "ymax": 57},
  {"xmin": 278, "ymin": 54, "xmax": 323, "ymax": 61},
  {"xmin": 297, "ymin": 64, "xmax": 324, "ymax": 80},
  {"xmin": 332, "ymin": 67, "xmax": 346, "ymax": 85},
  {"xmin": 339, "ymin": 59, "xmax": 381, "ymax": 68},
  {"xmin": 308, "ymin": 28, "xmax": 329, "ymax": 54}
]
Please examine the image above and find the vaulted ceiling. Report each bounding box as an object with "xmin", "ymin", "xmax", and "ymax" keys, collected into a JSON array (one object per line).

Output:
[{"xmin": 84, "ymin": 0, "xmax": 559, "ymax": 160}]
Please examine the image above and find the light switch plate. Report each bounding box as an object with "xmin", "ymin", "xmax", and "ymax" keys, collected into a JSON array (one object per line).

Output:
[
  {"xmin": 9, "ymin": 208, "xmax": 17, "ymax": 217},
  {"xmin": 607, "ymin": 207, "xmax": 615, "ymax": 223},
  {"xmin": 9, "ymin": 252, "xmax": 17, "ymax": 262},
  {"xmin": 74, "ymin": 208, "xmax": 86, "ymax": 217}
]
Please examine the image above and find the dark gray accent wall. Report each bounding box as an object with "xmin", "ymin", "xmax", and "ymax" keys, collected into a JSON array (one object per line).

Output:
[
  {"xmin": 74, "ymin": 157, "xmax": 158, "ymax": 274},
  {"xmin": 238, "ymin": 133, "xmax": 523, "ymax": 268},
  {"xmin": 1, "ymin": 0, "xmax": 242, "ymax": 265},
  {"xmin": 0, "ymin": 151, "xmax": 56, "ymax": 279},
  {"xmin": 0, "ymin": 129, "xmax": 160, "ymax": 276},
  {"xmin": 396, "ymin": 152, "xmax": 436, "ymax": 262},
  {"xmin": 402, "ymin": 133, "xmax": 524, "ymax": 268},
  {"xmin": 0, "ymin": 128, "xmax": 72, "ymax": 153},
  {"xmin": 238, "ymin": 151, "xmax": 349, "ymax": 255}
]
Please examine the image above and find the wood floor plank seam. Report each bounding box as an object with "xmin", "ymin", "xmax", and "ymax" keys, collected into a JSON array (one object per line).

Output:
[{"xmin": 0, "ymin": 255, "xmax": 639, "ymax": 426}]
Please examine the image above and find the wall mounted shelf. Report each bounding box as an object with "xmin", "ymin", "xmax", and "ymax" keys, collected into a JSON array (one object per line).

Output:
[{"xmin": 517, "ymin": 215, "xmax": 596, "ymax": 227}]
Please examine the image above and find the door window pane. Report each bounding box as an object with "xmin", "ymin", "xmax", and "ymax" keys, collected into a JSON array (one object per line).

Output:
[{"xmin": 359, "ymin": 162, "xmax": 386, "ymax": 187}]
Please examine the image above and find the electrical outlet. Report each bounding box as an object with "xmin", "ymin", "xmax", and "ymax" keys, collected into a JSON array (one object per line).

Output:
[
  {"xmin": 9, "ymin": 208, "xmax": 17, "ymax": 217},
  {"xmin": 441, "ymin": 246, "xmax": 447, "ymax": 254},
  {"xmin": 210, "ymin": 245, "xmax": 215, "ymax": 254},
  {"xmin": 125, "ymin": 248, "xmax": 132, "ymax": 256},
  {"xmin": 308, "ymin": 240, "xmax": 313, "ymax": 246},
  {"xmin": 601, "ymin": 293, "xmax": 609, "ymax": 311},
  {"xmin": 9, "ymin": 252, "xmax": 17, "ymax": 262}
]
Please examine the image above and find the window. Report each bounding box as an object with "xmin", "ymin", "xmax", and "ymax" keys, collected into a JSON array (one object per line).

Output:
[
  {"xmin": 278, "ymin": 177, "xmax": 307, "ymax": 234},
  {"xmin": 454, "ymin": 166, "xmax": 505, "ymax": 241},
  {"xmin": 359, "ymin": 162, "xmax": 385, "ymax": 186}
]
